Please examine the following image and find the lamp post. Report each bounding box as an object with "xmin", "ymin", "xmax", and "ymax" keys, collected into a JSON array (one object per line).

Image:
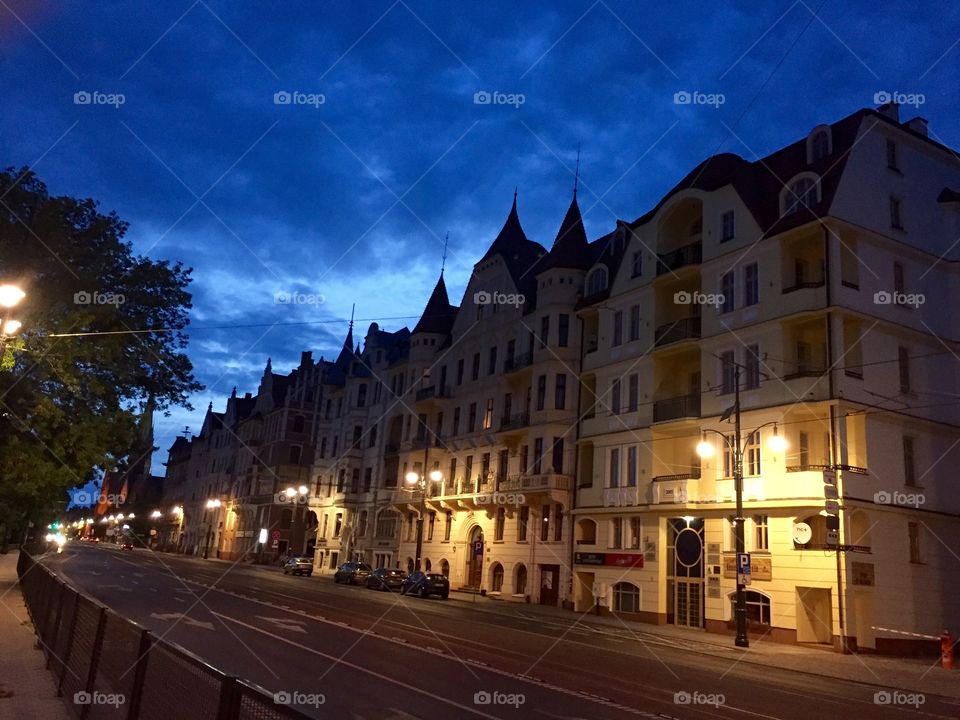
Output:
[
  {"xmin": 404, "ymin": 468, "xmax": 442, "ymax": 572},
  {"xmin": 203, "ymin": 499, "xmax": 221, "ymax": 559},
  {"xmin": 0, "ymin": 284, "xmax": 26, "ymax": 358},
  {"xmin": 150, "ymin": 510, "xmax": 161, "ymax": 548},
  {"xmin": 280, "ymin": 485, "xmax": 309, "ymax": 557},
  {"xmin": 171, "ymin": 505, "xmax": 185, "ymax": 552},
  {"xmin": 696, "ymin": 366, "xmax": 788, "ymax": 648}
]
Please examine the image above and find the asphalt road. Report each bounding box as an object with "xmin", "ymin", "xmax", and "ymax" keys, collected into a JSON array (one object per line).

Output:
[{"xmin": 37, "ymin": 544, "xmax": 956, "ymax": 720}]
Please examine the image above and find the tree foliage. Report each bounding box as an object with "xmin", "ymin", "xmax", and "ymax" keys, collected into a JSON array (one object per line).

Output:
[{"xmin": 0, "ymin": 167, "xmax": 202, "ymax": 534}]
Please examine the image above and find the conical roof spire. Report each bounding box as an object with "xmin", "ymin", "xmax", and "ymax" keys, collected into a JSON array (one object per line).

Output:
[
  {"xmin": 541, "ymin": 192, "xmax": 591, "ymax": 272},
  {"xmin": 480, "ymin": 192, "xmax": 529, "ymax": 263},
  {"xmin": 413, "ymin": 273, "xmax": 456, "ymax": 335},
  {"xmin": 335, "ymin": 306, "xmax": 356, "ymax": 367}
]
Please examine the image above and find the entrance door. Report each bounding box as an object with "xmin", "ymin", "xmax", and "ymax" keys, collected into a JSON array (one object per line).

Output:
[
  {"xmin": 467, "ymin": 527, "xmax": 484, "ymax": 588},
  {"xmin": 668, "ymin": 518, "xmax": 704, "ymax": 628},
  {"xmin": 674, "ymin": 580, "xmax": 703, "ymax": 628},
  {"xmin": 539, "ymin": 565, "xmax": 560, "ymax": 606}
]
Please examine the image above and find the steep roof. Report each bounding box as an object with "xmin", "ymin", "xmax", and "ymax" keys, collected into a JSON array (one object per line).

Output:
[
  {"xmin": 540, "ymin": 193, "xmax": 592, "ymax": 272},
  {"xmin": 412, "ymin": 273, "xmax": 458, "ymax": 335},
  {"xmin": 477, "ymin": 194, "xmax": 547, "ymax": 305}
]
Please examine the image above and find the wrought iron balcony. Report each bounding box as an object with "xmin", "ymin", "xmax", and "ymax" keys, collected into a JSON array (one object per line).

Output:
[
  {"xmin": 652, "ymin": 394, "xmax": 701, "ymax": 422},
  {"xmin": 498, "ymin": 412, "xmax": 530, "ymax": 432},
  {"xmin": 656, "ymin": 240, "xmax": 702, "ymax": 276},
  {"xmin": 654, "ymin": 317, "xmax": 701, "ymax": 347},
  {"xmin": 503, "ymin": 351, "xmax": 533, "ymax": 373}
]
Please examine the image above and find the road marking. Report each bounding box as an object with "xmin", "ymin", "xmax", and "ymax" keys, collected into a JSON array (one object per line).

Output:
[
  {"xmin": 257, "ymin": 616, "xmax": 308, "ymax": 634},
  {"xmin": 149, "ymin": 612, "xmax": 215, "ymax": 631},
  {"xmin": 212, "ymin": 613, "xmax": 503, "ymax": 719}
]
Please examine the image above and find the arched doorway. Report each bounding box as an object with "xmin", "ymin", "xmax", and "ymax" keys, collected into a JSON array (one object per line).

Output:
[
  {"xmin": 440, "ymin": 559, "xmax": 450, "ymax": 578},
  {"xmin": 465, "ymin": 526, "xmax": 484, "ymax": 588}
]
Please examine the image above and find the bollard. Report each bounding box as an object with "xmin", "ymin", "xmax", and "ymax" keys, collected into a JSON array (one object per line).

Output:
[{"xmin": 942, "ymin": 631, "xmax": 954, "ymax": 670}]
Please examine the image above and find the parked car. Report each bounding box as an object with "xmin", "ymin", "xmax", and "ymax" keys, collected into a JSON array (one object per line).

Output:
[
  {"xmin": 333, "ymin": 562, "xmax": 372, "ymax": 585},
  {"xmin": 400, "ymin": 571, "xmax": 449, "ymax": 599},
  {"xmin": 365, "ymin": 567, "xmax": 407, "ymax": 591},
  {"xmin": 282, "ymin": 556, "xmax": 314, "ymax": 576},
  {"xmin": 120, "ymin": 541, "xmax": 134, "ymax": 550}
]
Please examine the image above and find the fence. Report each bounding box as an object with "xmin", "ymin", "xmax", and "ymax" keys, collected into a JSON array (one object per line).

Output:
[{"xmin": 17, "ymin": 550, "xmax": 313, "ymax": 720}]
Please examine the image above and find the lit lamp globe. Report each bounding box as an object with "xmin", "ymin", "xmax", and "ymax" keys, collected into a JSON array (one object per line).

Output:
[
  {"xmin": 429, "ymin": 469, "xmax": 443, "ymax": 482},
  {"xmin": 404, "ymin": 471, "xmax": 419, "ymax": 486},
  {"xmin": 284, "ymin": 487, "xmax": 296, "ymax": 498},
  {"xmin": 0, "ymin": 285, "xmax": 25, "ymax": 308},
  {"xmin": 768, "ymin": 429, "xmax": 788, "ymax": 453},
  {"xmin": 150, "ymin": 510, "xmax": 161, "ymax": 519},
  {"xmin": 3, "ymin": 319, "xmax": 22, "ymax": 335},
  {"xmin": 298, "ymin": 485, "xmax": 309, "ymax": 496},
  {"xmin": 695, "ymin": 439, "xmax": 715, "ymax": 458}
]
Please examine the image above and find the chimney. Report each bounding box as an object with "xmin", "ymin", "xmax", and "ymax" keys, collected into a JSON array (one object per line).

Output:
[
  {"xmin": 907, "ymin": 117, "xmax": 929, "ymax": 137},
  {"xmin": 877, "ymin": 102, "xmax": 900, "ymax": 122}
]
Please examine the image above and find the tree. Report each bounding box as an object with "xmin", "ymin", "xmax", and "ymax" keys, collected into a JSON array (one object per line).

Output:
[{"xmin": 0, "ymin": 167, "xmax": 202, "ymax": 542}]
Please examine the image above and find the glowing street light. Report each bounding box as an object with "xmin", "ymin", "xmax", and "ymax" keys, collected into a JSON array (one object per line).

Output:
[
  {"xmin": 0, "ymin": 285, "xmax": 25, "ymax": 308},
  {"xmin": 150, "ymin": 510, "xmax": 162, "ymax": 519}
]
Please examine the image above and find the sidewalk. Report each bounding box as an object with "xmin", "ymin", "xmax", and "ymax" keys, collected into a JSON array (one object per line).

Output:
[
  {"xmin": 447, "ymin": 590, "xmax": 960, "ymax": 700},
  {"xmin": 0, "ymin": 550, "xmax": 71, "ymax": 720}
]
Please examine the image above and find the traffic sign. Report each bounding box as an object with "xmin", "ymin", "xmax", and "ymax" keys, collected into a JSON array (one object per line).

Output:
[
  {"xmin": 824, "ymin": 484, "xmax": 839, "ymax": 500},
  {"xmin": 271, "ymin": 530, "xmax": 281, "ymax": 541},
  {"xmin": 822, "ymin": 469, "xmax": 837, "ymax": 486},
  {"xmin": 826, "ymin": 529, "xmax": 839, "ymax": 546},
  {"xmin": 824, "ymin": 500, "xmax": 840, "ymax": 515},
  {"xmin": 737, "ymin": 552, "xmax": 751, "ymax": 585}
]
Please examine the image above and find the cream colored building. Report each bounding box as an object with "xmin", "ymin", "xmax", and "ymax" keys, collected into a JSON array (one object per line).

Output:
[{"xmin": 573, "ymin": 103, "xmax": 960, "ymax": 653}]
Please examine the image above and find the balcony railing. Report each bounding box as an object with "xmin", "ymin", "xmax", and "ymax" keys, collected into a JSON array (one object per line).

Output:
[
  {"xmin": 500, "ymin": 473, "xmax": 572, "ymax": 493},
  {"xmin": 415, "ymin": 385, "xmax": 448, "ymax": 402},
  {"xmin": 498, "ymin": 412, "xmax": 530, "ymax": 432},
  {"xmin": 652, "ymin": 394, "xmax": 701, "ymax": 422},
  {"xmin": 654, "ymin": 317, "xmax": 701, "ymax": 347},
  {"xmin": 782, "ymin": 278, "xmax": 825, "ymax": 294},
  {"xmin": 786, "ymin": 463, "xmax": 868, "ymax": 475},
  {"xmin": 783, "ymin": 366, "xmax": 827, "ymax": 381},
  {"xmin": 656, "ymin": 241, "xmax": 702, "ymax": 276},
  {"xmin": 503, "ymin": 351, "xmax": 533, "ymax": 373}
]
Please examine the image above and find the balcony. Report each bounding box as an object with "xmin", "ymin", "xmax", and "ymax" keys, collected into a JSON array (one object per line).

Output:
[
  {"xmin": 656, "ymin": 241, "xmax": 702, "ymax": 276},
  {"xmin": 498, "ymin": 412, "xmax": 530, "ymax": 432},
  {"xmin": 500, "ymin": 473, "xmax": 572, "ymax": 494},
  {"xmin": 415, "ymin": 385, "xmax": 448, "ymax": 402},
  {"xmin": 654, "ymin": 317, "xmax": 701, "ymax": 347},
  {"xmin": 652, "ymin": 394, "xmax": 700, "ymax": 423},
  {"xmin": 602, "ymin": 485, "xmax": 641, "ymax": 507},
  {"xmin": 782, "ymin": 278, "xmax": 825, "ymax": 294},
  {"xmin": 783, "ymin": 366, "xmax": 827, "ymax": 381},
  {"xmin": 652, "ymin": 474, "xmax": 700, "ymax": 504},
  {"xmin": 503, "ymin": 351, "xmax": 533, "ymax": 374},
  {"xmin": 786, "ymin": 463, "xmax": 868, "ymax": 475},
  {"xmin": 411, "ymin": 435, "xmax": 444, "ymax": 450}
]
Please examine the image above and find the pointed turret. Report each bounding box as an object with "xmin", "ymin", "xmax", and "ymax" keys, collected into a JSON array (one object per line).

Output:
[
  {"xmin": 413, "ymin": 273, "xmax": 457, "ymax": 335},
  {"xmin": 335, "ymin": 318, "xmax": 355, "ymax": 368},
  {"xmin": 479, "ymin": 192, "xmax": 530, "ymax": 263},
  {"xmin": 540, "ymin": 193, "xmax": 592, "ymax": 272}
]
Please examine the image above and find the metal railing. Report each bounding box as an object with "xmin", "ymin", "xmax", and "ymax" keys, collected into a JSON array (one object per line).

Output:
[
  {"xmin": 498, "ymin": 412, "xmax": 530, "ymax": 431},
  {"xmin": 17, "ymin": 550, "xmax": 311, "ymax": 720},
  {"xmin": 652, "ymin": 394, "xmax": 701, "ymax": 422},
  {"xmin": 502, "ymin": 351, "xmax": 533, "ymax": 373},
  {"xmin": 653, "ymin": 317, "xmax": 701, "ymax": 347},
  {"xmin": 656, "ymin": 240, "xmax": 702, "ymax": 275}
]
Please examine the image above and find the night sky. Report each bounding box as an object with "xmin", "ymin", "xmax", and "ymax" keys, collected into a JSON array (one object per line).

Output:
[{"xmin": 2, "ymin": 0, "xmax": 957, "ymax": 465}]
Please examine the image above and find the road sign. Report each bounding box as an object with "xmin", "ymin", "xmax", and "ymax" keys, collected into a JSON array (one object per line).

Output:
[
  {"xmin": 825, "ymin": 515, "xmax": 840, "ymax": 531},
  {"xmin": 826, "ymin": 529, "xmax": 839, "ymax": 546},
  {"xmin": 822, "ymin": 469, "xmax": 837, "ymax": 486},
  {"xmin": 824, "ymin": 500, "xmax": 840, "ymax": 515},
  {"xmin": 271, "ymin": 539, "xmax": 279, "ymax": 548},
  {"xmin": 824, "ymin": 484, "xmax": 839, "ymax": 500},
  {"xmin": 737, "ymin": 552, "xmax": 751, "ymax": 586},
  {"xmin": 473, "ymin": 540, "xmax": 484, "ymax": 556},
  {"xmin": 271, "ymin": 530, "xmax": 281, "ymax": 541}
]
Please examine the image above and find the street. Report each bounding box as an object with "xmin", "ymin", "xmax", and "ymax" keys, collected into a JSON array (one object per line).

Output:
[{"xmin": 35, "ymin": 544, "xmax": 957, "ymax": 719}]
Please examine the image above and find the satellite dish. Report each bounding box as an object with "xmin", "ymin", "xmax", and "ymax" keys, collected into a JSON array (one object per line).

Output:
[{"xmin": 793, "ymin": 522, "xmax": 812, "ymax": 545}]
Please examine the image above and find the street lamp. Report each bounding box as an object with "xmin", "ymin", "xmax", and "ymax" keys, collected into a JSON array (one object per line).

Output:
[
  {"xmin": 203, "ymin": 498, "xmax": 221, "ymax": 559},
  {"xmin": 0, "ymin": 284, "xmax": 25, "ymax": 357},
  {"xmin": 696, "ymin": 369, "xmax": 788, "ymax": 648},
  {"xmin": 404, "ymin": 468, "xmax": 442, "ymax": 572},
  {"xmin": 0, "ymin": 285, "xmax": 25, "ymax": 308},
  {"xmin": 171, "ymin": 505, "xmax": 185, "ymax": 552}
]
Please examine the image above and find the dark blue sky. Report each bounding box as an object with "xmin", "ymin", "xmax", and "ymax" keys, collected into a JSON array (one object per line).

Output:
[{"xmin": 2, "ymin": 0, "xmax": 957, "ymax": 465}]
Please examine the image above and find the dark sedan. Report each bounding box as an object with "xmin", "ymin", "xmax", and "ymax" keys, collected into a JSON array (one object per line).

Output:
[
  {"xmin": 400, "ymin": 571, "xmax": 449, "ymax": 599},
  {"xmin": 365, "ymin": 567, "xmax": 407, "ymax": 591},
  {"xmin": 333, "ymin": 562, "xmax": 372, "ymax": 585}
]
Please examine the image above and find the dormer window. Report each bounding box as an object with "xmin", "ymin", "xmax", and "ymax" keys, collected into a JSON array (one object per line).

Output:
[
  {"xmin": 806, "ymin": 125, "xmax": 832, "ymax": 163},
  {"xmin": 587, "ymin": 267, "xmax": 608, "ymax": 296},
  {"xmin": 782, "ymin": 175, "xmax": 819, "ymax": 216}
]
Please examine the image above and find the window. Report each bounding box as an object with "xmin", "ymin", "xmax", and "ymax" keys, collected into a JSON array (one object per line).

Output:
[
  {"xmin": 444, "ymin": 511, "xmax": 452, "ymax": 541},
  {"xmin": 720, "ymin": 350, "xmax": 736, "ymax": 394},
  {"xmin": 533, "ymin": 438, "xmax": 543, "ymax": 474},
  {"xmin": 558, "ymin": 314, "xmax": 570, "ymax": 347},
  {"xmin": 631, "ymin": 251, "xmax": 642, "ymax": 277},
  {"xmin": 471, "ymin": 353, "xmax": 480, "ymax": 381},
  {"xmin": 540, "ymin": 315, "xmax": 550, "ymax": 348},
  {"xmin": 890, "ymin": 195, "xmax": 903, "ymax": 229},
  {"xmin": 364, "ymin": 468, "xmax": 372, "ymax": 492},
  {"xmin": 611, "ymin": 378, "xmax": 621, "ymax": 414},
  {"xmin": 721, "ymin": 210, "xmax": 735, "ymax": 242},
  {"xmin": 893, "ymin": 261, "xmax": 906, "ymax": 296},
  {"xmin": 456, "ymin": 359, "xmax": 464, "ymax": 385},
  {"xmin": 785, "ymin": 177, "xmax": 817, "ymax": 215},
  {"xmin": 488, "ymin": 346, "xmax": 497, "ymax": 375},
  {"xmin": 745, "ymin": 431, "xmax": 761, "ymax": 476},
  {"xmin": 518, "ymin": 506, "xmax": 529, "ymax": 541},
  {"xmin": 744, "ymin": 263, "xmax": 759, "ymax": 306},
  {"xmin": 721, "ymin": 272, "xmax": 735, "ymax": 313},
  {"xmin": 898, "ymin": 346, "xmax": 911, "ymax": 393},
  {"xmin": 540, "ymin": 504, "xmax": 551, "ymax": 541},
  {"xmin": 555, "ymin": 374, "xmax": 567, "ymax": 410},
  {"xmin": 610, "ymin": 518, "xmax": 623, "ymax": 548},
  {"xmin": 613, "ymin": 582, "xmax": 641, "ymax": 613},
  {"xmin": 483, "ymin": 398, "xmax": 494, "ymax": 430},
  {"xmin": 554, "ymin": 504, "xmax": 563, "ymax": 541},
  {"xmin": 626, "ymin": 446, "xmax": 637, "ymax": 487},
  {"xmin": 376, "ymin": 510, "xmax": 398, "ymax": 538},
  {"xmin": 491, "ymin": 563, "xmax": 504, "ymax": 592},
  {"xmin": 628, "ymin": 373, "xmax": 639, "ymax": 412},
  {"xmin": 744, "ymin": 344, "xmax": 760, "ymax": 390},
  {"xmin": 468, "ymin": 403, "xmax": 477, "ymax": 432},
  {"xmin": 733, "ymin": 591, "xmax": 771, "ymax": 624},
  {"xmin": 292, "ymin": 415, "xmax": 305, "ymax": 433},
  {"xmin": 609, "ymin": 448, "xmax": 621, "ymax": 488},
  {"xmin": 334, "ymin": 513, "xmax": 343, "ymax": 537},
  {"xmin": 886, "ymin": 139, "xmax": 899, "ymax": 170},
  {"xmin": 628, "ymin": 517, "xmax": 641, "ymax": 549},
  {"xmin": 336, "ymin": 469, "xmax": 345, "ymax": 492},
  {"xmin": 357, "ymin": 384, "xmax": 367, "ymax": 408},
  {"xmin": 587, "ymin": 267, "xmax": 608, "ymax": 295},
  {"xmin": 908, "ymin": 522, "xmax": 921, "ymax": 563},
  {"xmin": 520, "ymin": 444, "xmax": 528, "ymax": 474},
  {"xmin": 811, "ymin": 130, "xmax": 829, "ymax": 161},
  {"xmin": 903, "ymin": 435, "xmax": 916, "ymax": 486},
  {"xmin": 357, "ymin": 510, "xmax": 368, "ymax": 536},
  {"xmin": 613, "ymin": 311, "xmax": 623, "ymax": 346},
  {"xmin": 515, "ymin": 564, "xmax": 528, "ymax": 594},
  {"xmin": 799, "ymin": 432, "xmax": 810, "ymax": 466},
  {"xmin": 536, "ymin": 375, "xmax": 547, "ymax": 411},
  {"xmin": 368, "ymin": 424, "xmax": 377, "ymax": 448},
  {"xmin": 629, "ymin": 305, "xmax": 640, "ymax": 342},
  {"xmin": 494, "ymin": 508, "xmax": 505, "ymax": 541},
  {"xmin": 288, "ymin": 445, "xmax": 301, "ymax": 464},
  {"xmin": 319, "ymin": 437, "xmax": 327, "ymax": 458},
  {"xmin": 320, "ymin": 514, "xmax": 328, "ymax": 538},
  {"xmin": 452, "ymin": 407, "xmax": 461, "ymax": 436},
  {"xmin": 551, "ymin": 437, "xmax": 564, "ymax": 475},
  {"xmin": 753, "ymin": 515, "xmax": 769, "ymax": 551},
  {"xmin": 351, "ymin": 468, "xmax": 360, "ymax": 493}
]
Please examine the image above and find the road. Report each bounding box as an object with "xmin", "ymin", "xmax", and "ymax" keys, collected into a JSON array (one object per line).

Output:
[{"xmin": 37, "ymin": 544, "xmax": 955, "ymax": 719}]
